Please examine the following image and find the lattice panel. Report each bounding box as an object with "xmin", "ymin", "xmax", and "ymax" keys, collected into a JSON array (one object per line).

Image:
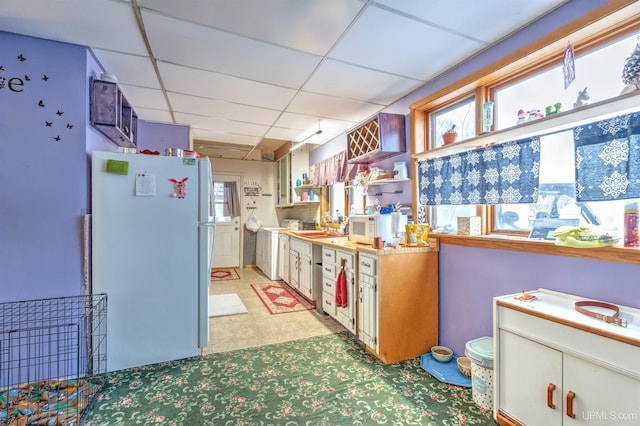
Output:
[{"xmin": 348, "ymin": 117, "xmax": 381, "ymax": 160}]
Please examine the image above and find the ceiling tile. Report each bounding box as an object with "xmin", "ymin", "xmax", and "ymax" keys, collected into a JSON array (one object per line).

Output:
[
  {"xmin": 287, "ymin": 92, "xmax": 383, "ymax": 123},
  {"xmin": 303, "ymin": 59, "xmax": 424, "ymax": 105},
  {"xmin": 158, "ymin": 62, "xmax": 297, "ymax": 110},
  {"xmin": 91, "ymin": 49, "xmax": 160, "ymax": 89},
  {"xmin": 191, "ymin": 129, "xmax": 261, "ymax": 146},
  {"xmin": 330, "ymin": 5, "xmax": 483, "ymax": 80},
  {"xmin": 141, "ymin": 10, "xmax": 322, "ymax": 88},
  {"xmin": 0, "ymin": 0, "xmax": 147, "ymax": 55},
  {"xmin": 168, "ymin": 93, "xmax": 281, "ymax": 125},
  {"xmin": 274, "ymin": 112, "xmax": 357, "ymax": 134},
  {"xmin": 174, "ymin": 112, "xmax": 269, "ymax": 137},
  {"xmin": 117, "ymin": 85, "xmax": 168, "ymax": 111},
  {"xmin": 137, "ymin": 0, "xmax": 365, "ymax": 56},
  {"xmin": 374, "ymin": 0, "xmax": 566, "ymax": 43},
  {"xmin": 136, "ymin": 108, "xmax": 174, "ymax": 124}
]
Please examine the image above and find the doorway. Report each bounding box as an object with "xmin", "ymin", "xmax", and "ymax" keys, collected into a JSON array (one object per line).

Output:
[{"xmin": 212, "ymin": 174, "xmax": 241, "ymax": 268}]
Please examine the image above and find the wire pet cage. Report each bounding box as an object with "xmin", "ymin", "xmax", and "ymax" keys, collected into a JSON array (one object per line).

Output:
[{"xmin": 0, "ymin": 294, "xmax": 107, "ymax": 426}]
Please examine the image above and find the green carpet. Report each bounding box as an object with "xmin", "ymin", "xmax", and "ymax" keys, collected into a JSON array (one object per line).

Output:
[{"xmin": 86, "ymin": 332, "xmax": 495, "ymax": 425}]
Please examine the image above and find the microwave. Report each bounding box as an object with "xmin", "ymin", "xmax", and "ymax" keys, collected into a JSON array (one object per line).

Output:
[{"xmin": 348, "ymin": 214, "xmax": 393, "ymax": 244}]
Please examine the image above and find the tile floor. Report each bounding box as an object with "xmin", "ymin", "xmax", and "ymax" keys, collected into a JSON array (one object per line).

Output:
[{"xmin": 203, "ymin": 267, "xmax": 344, "ymax": 355}]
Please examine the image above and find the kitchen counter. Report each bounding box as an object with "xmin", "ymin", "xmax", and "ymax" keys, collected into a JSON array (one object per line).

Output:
[{"xmin": 285, "ymin": 230, "xmax": 439, "ymax": 254}]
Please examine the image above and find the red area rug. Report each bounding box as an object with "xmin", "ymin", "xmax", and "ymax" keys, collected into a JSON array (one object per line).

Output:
[
  {"xmin": 251, "ymin": 282, "xmax": 315, "ymax": 315},
  {"xmin": 211, "ymin": 268, "xmax": 240, "ymax": 281}
]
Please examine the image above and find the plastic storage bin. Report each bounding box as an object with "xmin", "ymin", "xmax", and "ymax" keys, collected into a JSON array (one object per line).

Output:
[{"xmin": 465, "ymin": 336, "xmax": 494, "ymax": 411}]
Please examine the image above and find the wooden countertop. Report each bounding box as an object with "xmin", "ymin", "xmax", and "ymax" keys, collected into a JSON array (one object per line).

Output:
[{"xmin": 284, "ymin": 230, "xmax": 439, "ymax": 254}]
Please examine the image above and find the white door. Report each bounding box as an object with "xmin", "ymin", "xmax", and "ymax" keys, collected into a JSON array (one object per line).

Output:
[
  {"xmin": 212, "ymin": 219, "xmax": 240, "ymax": 268},
  {"xmin": 212, "ymin": 174, "xmax": 241, "ymax": 268}
]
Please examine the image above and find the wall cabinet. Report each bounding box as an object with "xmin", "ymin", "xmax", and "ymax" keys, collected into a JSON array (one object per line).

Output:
[
  {"xmin": 347, "ymin": 113, "xmax": 406, "ymax": 164},
  {"xmin": 276, "ymin": 145, "xmax": 311, "ymax": 207},
  {"xmin": 494, "ymin": 289, "xmax": 640, "ymax": 425},
  {"xmin": 90, "ymin": 78, "xmax": 138, "ymax": 148},
  {"xmin": 321, "ymin": 247, "xmax": 356, "ymax": 334},
  {"xmin": 276, "ymin": 154, "xmax": 291, "ymax": 206},
  {"xmin": 357, "ymin": 243, "xmax": 439, "ymax": 364}
]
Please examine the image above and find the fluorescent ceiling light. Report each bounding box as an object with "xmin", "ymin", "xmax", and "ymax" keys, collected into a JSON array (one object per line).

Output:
[{"xmin": 290, "ymin": 129, "xmax": 323, "ymax": 152}]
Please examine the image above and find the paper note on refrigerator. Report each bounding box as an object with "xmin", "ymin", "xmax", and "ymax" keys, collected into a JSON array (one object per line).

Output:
[{"xmin": 136, "ymin": 173, "xmax": 156, "ymax": 196}]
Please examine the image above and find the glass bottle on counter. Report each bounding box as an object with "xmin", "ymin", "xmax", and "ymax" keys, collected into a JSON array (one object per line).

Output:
[{"xmin": 624, "ymin": 200, "xmax": 639, "ymax": 247}]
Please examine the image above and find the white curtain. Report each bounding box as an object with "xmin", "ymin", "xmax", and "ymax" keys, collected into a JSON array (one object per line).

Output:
[{"xmin": 223, "ymin": 182, "xmax": 241, "ymax": 217}]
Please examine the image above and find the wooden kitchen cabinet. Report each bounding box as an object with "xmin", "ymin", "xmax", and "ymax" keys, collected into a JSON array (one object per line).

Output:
[
  {"xmin": 90, "ymin": 78, "xmax": 138, "ymax": 148},
  {"xmin": 321, "ymin": 247, "xmax": 356, "ymax": 334},
  {"xmin": 347, "ymin": 113, "xmax": 406, "ymax": 164},
  {"xmin": 357, "ymin": 242, "xmax": 439, "ymax": 364},
  {"xmin": 494, "ymin": 289, "xmax": 640, "ymax": 425}
]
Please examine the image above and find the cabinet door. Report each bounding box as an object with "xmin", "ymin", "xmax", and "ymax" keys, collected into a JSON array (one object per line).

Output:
[
  {"xmin": 277, "ymin": 155, "xmax": 290, "ymax": 206},
  {"xmin": 563, "ymin": 354, "xmax": 640, "ymax": 425},
  {"xmin": 278, "ymin": 236, "xmax": 289, "ymax": 283},
  {"xmin": 358, "ymin": 272, "xmax": 377, "ymax": 350},
  {"xmin": 498, "ymin": 330, "xmax": 562, "ymax": 425},
  {"xmin": 337, "ymin": 271, "xmax": 356, "ymax": 333},
  {"xmin": 289, "ymin": 251, "xmax": 299, "ymax": 290},
  {"xmin": 298, "ymin": 254, "xmax": 312, "ymax": 300}
]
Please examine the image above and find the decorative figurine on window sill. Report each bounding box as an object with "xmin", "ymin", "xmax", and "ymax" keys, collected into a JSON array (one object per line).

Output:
[
  {"xmin": 573, "ymin": 87, "xmax": 590, "ymax": 108},
  {"xmin": 516, "ymin": 109, "xmax": 528, "ymax": 125},
  {"xmin": 527, "ymin": 109, "xmax": 544, "ymax": 121},
  {"xmin": 544, "ymin": 102, "xmax": 562, "ymax": 116},
  {"xmin": 621, "ymin": 37, "xmax": 640, "ymax": 95}
]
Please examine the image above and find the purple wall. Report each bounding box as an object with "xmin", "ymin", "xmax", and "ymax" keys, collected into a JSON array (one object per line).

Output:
[
  {"xmin": 0, "ymin": 31, "xmax": 95, "ymax": 301},
  {"xmin": 137, "ymin": 120, "xmax": 190, "ymax": 153},
  {"xmin": 439, "ymin": 244, "xmax": 640, "ymax": 356},
  {"xmin": 308, "ymin": 0, "xmax": 639, "ymax": 354}
]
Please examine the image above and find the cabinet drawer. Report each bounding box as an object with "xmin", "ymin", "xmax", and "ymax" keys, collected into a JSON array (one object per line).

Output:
[
  {"xmin": 322, "ymin": 291, "xmax": 337, "ymax": 316},
  {"xmin": 322, "ymin": 247, "xmax": 336, "ymax": 264},
  {"xmin": 358, "ymin": 254, "xmax": 377, "ymax": 276},
  {"xmin": 322, "ymin": 263, "xmax": 336, "ymax": 278},
  {"xmin": 336, "ymin": 251, "xmax": 355, "ymax": 271},
  {"xmin": 323, "ymin": 277, "xmax": 336, "ymax": 296},
  {"xmin": 290, "ymin": 238, "xmax": 312, "ymax": 256}
]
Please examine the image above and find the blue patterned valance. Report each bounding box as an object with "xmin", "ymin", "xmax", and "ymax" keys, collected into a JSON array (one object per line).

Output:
[
  {"xmin": 418, "ymin": 137, "xmax": 540, "ymax": 205},
  {"xmin": 574, "ymin": 111, "xmax": 640, "ymax": 201}
]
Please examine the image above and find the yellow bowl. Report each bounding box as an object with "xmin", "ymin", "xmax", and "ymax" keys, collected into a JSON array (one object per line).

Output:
[{"xmin": 457, "ymin": 357, "xmax": 472, "ymax": 377}]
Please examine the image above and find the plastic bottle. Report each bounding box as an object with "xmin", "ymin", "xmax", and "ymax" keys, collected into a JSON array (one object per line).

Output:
[{"xmin": 624, "ymin": 200, "xmax": 639, "ymax": 247}]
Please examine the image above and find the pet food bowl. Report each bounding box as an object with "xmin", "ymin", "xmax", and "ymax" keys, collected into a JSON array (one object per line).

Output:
[
  {"xmin": 431, "ymin": 345, "xmax": 453, "ymax": 362},
  {"xmin": 457, "ymin": 356, "xmax": 472, "ymax": 376}
]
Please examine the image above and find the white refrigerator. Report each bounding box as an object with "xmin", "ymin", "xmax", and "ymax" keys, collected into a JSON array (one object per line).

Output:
[{"xmin": 91, "ymin": 151, "xmax": 214, "ymax": 372}]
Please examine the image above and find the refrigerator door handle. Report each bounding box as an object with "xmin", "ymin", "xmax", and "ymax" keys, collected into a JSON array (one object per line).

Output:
[{"xmin": 199, "ymin": 222, "xmax": 216, "ymax": 227}]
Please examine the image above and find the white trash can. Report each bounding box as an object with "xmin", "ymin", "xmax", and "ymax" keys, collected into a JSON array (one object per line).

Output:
[{"xmin": 465, "ymin": 336, "xmax": 494, "ymax": 411}]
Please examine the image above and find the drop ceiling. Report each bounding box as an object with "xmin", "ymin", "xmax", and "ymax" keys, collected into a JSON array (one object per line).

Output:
[{"xmin": 0, "ymin": 0, "xmax": 567, "ymax": 159}]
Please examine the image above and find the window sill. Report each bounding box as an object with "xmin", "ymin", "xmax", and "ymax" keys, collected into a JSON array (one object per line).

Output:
[
  {"xmin": 413, "ymin": 90, "xmax": 640, "ymax": 160},
  {"xmin": 433, "ymin": 233, "xmax": 640, "ymax": 265}
]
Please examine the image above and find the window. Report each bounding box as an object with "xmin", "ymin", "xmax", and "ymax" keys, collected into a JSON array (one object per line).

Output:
[
  {"xmin": 212, "ymin": 180, "xmax": 240, "ymax": 222},
  {"xmin": 430, "ymin": 97, "xmax": 476, "ymax": 148},
  {"xmin": 330, "ymin": 182, "xmax": 346, "ymax": 221},
  {"xmin": 494, "ymin": 34, "xmax": 636, "ymax": 130},
  {"xmin": 492, "ymin": 32, "xmax": 639, "ymax": 234},
  {"xmin": 415, "ymin": 21, "xmax": 640, "ymax": 236}
]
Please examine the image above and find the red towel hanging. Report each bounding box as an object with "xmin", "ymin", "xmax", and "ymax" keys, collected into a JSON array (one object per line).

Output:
[{"xmin": 335, "ymin": 258, "xmax": 347, "ymax": 307}]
